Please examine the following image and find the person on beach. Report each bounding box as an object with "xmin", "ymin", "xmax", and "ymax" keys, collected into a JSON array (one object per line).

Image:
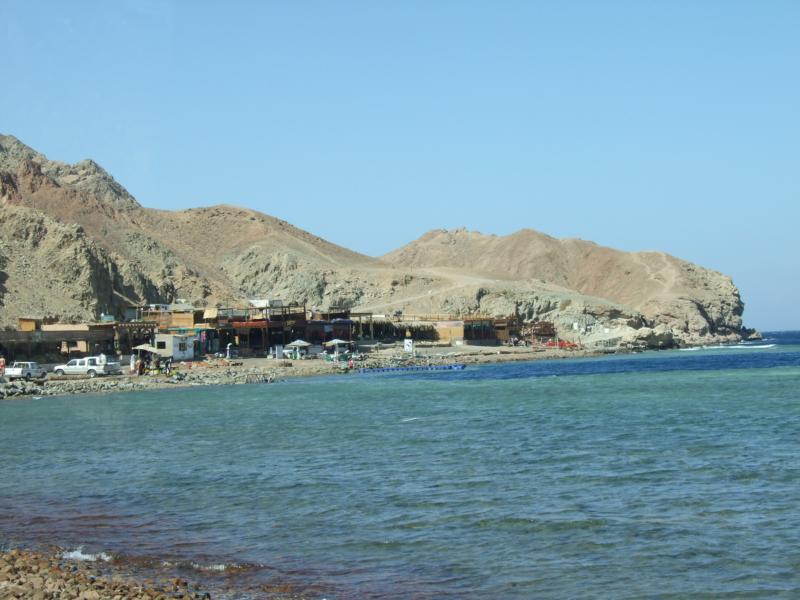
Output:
[
  {"xmin": 129, "ymin": 353, "xmax": 136, "ymax": 374},
  {"xmin": 0, "ymin": 356, "xmax": 5, "ymax": 377}
]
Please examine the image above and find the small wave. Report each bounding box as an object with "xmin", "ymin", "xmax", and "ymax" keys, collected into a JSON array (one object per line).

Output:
[
  {"xmin": 474, "ymin": 516, "xmax": 608, "ymax": 533},
  {"xmin": 157, "ymin": 559, "xmax": 255, "ymax": 573},
  {"xmin": 178, "ymin": 560, "xmax": 259, "ymax": 574},
  {"xmin": 401, "ymin": 417, "xmax": 420, "ymax": 422},
  {"xmin": 191, "ymin": 562, "xmax": 229, "ymax": 572},
  {"xmin": 61, "ymin": 547, "xmax": 112, "ymax": 562}
]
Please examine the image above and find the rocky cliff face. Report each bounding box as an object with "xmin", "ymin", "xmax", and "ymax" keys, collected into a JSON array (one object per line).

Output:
[
  {"xmin": 0, "ymin": 205, "xmax": 134, "ymax": 324},
  {"xmin": 0, "ymin": 135, "xmax": 748, "ymax": 347}
]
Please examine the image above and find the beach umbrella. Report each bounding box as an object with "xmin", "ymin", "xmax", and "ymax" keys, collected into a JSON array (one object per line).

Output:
[{"xmin": 132, "ymin": 344, "xmax": 160, "ymax": 354}]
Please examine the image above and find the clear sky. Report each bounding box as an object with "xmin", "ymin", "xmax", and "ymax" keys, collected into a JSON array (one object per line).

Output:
[{"xmin": 1, "ymin": 1, "xmax": 797, "ymax": 330}]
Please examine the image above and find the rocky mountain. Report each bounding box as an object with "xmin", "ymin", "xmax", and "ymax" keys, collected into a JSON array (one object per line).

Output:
[
  {"xmin": 0, "ymin": 134, "xmax": 747, "ymax": 348},
  {"xmin": 383, "ymin": 229, "xmax": 744, "ymax": 345}
]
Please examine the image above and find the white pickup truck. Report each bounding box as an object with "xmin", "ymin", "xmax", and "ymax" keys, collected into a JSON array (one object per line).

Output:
[
  {"xmin": 4, "ymin": 361, "xmax": 48, "ymax": 380},
  {"xmin": 52, "ymin": 356, "xmax": 122, "ymax": 378}
]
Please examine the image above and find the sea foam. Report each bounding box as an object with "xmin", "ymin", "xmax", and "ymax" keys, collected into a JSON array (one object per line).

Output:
[{"xmin": 61, "ymin": 547, "xmax": 112, "ymax": 562}]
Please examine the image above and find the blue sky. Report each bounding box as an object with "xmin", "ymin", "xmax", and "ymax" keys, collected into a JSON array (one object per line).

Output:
[{"xmin": 1, "ymin": 1, "xmax": 797, "ymax": 330}]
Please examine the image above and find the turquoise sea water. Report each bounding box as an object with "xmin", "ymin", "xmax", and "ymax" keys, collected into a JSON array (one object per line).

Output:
[{"xmin": 2, "ymin": 333, "xmax": 800, "ymax": 598}]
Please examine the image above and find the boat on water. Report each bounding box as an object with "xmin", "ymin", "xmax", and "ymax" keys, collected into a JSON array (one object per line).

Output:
[{"xmin": 678, "ymin": 343, "xmax": 776, "ymax": 352}]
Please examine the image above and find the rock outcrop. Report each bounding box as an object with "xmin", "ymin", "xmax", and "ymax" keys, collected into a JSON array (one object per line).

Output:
[
  {"xmin": 0, "ymin": 134, "xmax": 748, "ymax": 347},
  {"xmin": 0, "ymin": 205, "xmax": 144, "ymax": 324}
]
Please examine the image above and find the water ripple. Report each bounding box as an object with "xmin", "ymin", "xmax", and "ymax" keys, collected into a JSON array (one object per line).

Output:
[{"xmin": 2, "ymin": 341, "xmax": 800, "ymax": 598}]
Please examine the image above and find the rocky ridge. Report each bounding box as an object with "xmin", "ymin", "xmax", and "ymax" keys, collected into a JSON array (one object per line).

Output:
[{"xmin": 0, "ymin": 134, "xmax": 748, "ymax": 348}]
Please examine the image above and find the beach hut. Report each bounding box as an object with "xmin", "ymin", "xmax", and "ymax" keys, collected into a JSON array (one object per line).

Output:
[{"xmin": 153, "ymin": 333, "xmax": 196, "ymax": 360}]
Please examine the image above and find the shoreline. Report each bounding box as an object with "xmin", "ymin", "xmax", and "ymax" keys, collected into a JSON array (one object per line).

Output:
[
  {"xmin": 0, "ymin": 547, "xmax": 311, "ymax": 600},
  {"xmin": 0, "ymin": 345, "xmax": 611, "ymax": 401},
  {"xmin": 0, "ymin": 548, "xmax": 214, "ymax": 600}
]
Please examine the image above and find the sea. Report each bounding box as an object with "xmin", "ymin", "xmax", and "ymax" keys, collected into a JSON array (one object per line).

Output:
[{"xmin": 2, "ymin": 332, "xmax": 800, "ymax": 599}]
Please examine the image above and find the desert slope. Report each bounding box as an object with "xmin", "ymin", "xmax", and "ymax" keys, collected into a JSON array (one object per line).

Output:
[
  {"xmin": 0, "ymin": 134, "xmax": 383, "ymax": 312},
  {"xmin": 0, "ymin": 134, "xmax": 746, "ymax": 347},
  {"xmin": 0, "ymin": 204, "xmax": 154, "ymax": 322},
  {"xmin": 384, "ymin": 228, "xmax": 744, "ymax": 340}
]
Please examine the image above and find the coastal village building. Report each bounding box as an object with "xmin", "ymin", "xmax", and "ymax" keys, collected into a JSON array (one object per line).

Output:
[
  {"xmin": 17, "ymin": 317, "xmax": 41, "ymax": 332},
  {"xmin": 391, "ymin": 314, "xmax": 504, "ymax": 346},
  {"xmin": 433, "ymin": 319, "xmax": 466, "ymax": 344},
  {"xmin": 0, "ymin": 318, "xmax": 156, "ymax": 361},
  {"xmin": 219, "ymin": 301, "xmax": 309, "ymax": 355},
  {"xmin": 528, "ymin": 321, "xmax": 556, "ymax": 343},
  {"xmin": 491, "ymin": 317, "xmax": 516, "ymax": 343},
  {"xmin": 0, "ymin": 297, "xmax": 531, "ymax": 363},
  {"xmin": 154, "ymin": 333, "xmax": 195, "ymax": 361}
]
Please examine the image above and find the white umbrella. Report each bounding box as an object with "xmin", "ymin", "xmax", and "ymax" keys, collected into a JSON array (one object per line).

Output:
[
  {"xmin": 132, "ymin": 344, "xmax": 160, "ymax": 353},
  {"xmin": 286, "ymin": 339, "xmax": 312, "ymax": 347},
  {"xmin": 324, "ymin": 338, "xmax": 349, "ymax": 347}
]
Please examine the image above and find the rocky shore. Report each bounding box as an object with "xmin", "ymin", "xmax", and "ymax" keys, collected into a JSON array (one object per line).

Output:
[
  {"xmin": 0, "ymin": 549, "xmax": 212, "ymax": 600},
  {"xmin": 0, "ymin": 345, "xmax": 603, "ymax": 401},
  {"xmin": 0, "ymin": 548, "xmax": 321, "ymax": 600}
]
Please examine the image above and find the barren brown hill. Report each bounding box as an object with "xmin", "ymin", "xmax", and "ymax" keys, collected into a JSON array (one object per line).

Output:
[
  {"xmin": 0, "ymin": 134, "xmax": 747, "ymax": 348},
  {"xmin": 0, "ymin": 134, "xmax": 382, "ymax": 310},
  {"xmin": 384, "ymin": 228, "xmax": 744, "ymax": 340}
]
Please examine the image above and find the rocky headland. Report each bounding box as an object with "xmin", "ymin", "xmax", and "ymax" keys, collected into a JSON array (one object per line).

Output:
[{"xmin": 0, "ymin": 134, "xmax": 749, "ymax": 349}]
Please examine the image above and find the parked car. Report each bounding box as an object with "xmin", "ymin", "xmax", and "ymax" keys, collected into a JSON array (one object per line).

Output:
[
  {"xmin": 52, "ymin": 355, "xmax": 121, "ymax": 378},
  {"xmin": 4, "ymin": 361, "xmax": 47, "ymax": 381}
]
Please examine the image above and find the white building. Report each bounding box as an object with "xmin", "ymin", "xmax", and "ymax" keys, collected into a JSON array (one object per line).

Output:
[{"xmin": 154, "ymin": 333, "xmax": 195, "ymax": 360}]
